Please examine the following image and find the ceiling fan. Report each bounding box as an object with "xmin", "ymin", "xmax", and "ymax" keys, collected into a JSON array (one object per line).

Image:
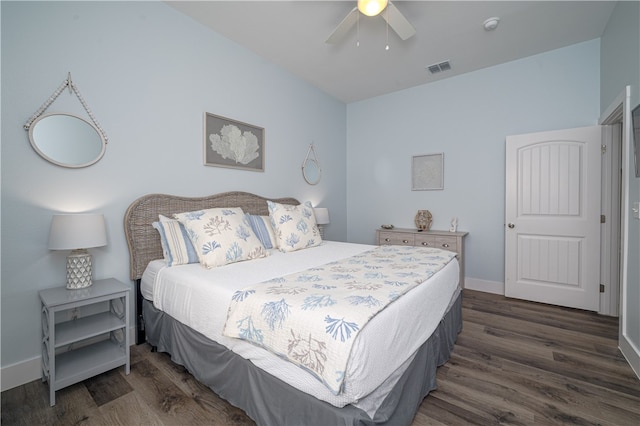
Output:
[{"xmin": 326, "ymin": 0, "xmax": 416, "ymax": 45}]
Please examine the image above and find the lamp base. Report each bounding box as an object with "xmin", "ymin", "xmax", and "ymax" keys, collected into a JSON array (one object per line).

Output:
[{"xmin": 66, "ymin": 249, "xmax": 93, "ymax": 289}]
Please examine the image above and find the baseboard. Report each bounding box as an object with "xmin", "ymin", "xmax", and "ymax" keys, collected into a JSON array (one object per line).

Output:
[
  {"xmin": 464, "ymin": 277, "xmax": 504, "ymax": 295},
  {"xmin": 0, "ymin": 356, "xmax": 41, "ymax": 392},
  {"xmin": 620, "ymin": 332, "xmax": 640, "ymax": 380},
  {"xmin": 1, "ymin": 324, "xmax": 137, "ymax": 392}
]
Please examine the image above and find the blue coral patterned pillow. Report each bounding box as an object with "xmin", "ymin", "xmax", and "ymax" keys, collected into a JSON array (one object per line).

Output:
[
  {"xmin": 267, "ymin": 201, "xmax": 322, "ymax": 252},
  {"xmin": 174, "ymin": 207, "xmax": 267, "ymax": 268}
]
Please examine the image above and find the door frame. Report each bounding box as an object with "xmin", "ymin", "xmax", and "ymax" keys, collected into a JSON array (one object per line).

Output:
[
  {"xmin": 599, "ymin": 85, "xmax": 640, "ymax": 377},
  {"xmin": 600, "ymin": 121, "xmax": 621, "ymax": 317}
]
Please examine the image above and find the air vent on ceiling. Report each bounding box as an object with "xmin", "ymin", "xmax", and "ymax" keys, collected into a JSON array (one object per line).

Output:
[{"xmin": 426, "ymin": 60, "xmax": 451, "ymax": 74}]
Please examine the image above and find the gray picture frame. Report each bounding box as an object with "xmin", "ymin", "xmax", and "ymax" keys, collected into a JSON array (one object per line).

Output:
[
  {"xmin": 204, "ymin": 112, "xmax": 265, "ymax": 171},
  {"xmin": 412, "ymin": 153, "xmax": 444, "ymax": 190}
]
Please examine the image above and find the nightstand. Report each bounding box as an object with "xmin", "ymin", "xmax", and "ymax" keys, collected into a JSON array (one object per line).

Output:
[
  {"xmin": 377, "ymin": 228, "xmax": 468, "ymax": 287},
  {"xmin": 39, "ymin": 278, "xmax": 130, "ymax": 406}
]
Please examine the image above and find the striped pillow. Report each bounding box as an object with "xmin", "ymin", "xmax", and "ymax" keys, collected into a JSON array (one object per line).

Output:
[
  {"xmin": 152, "ymin": 219, "xmax": 199, "ymax": 266},
  {"xmin": 246, "ymin": 214, "xmax": 277, "ymax": 249}
]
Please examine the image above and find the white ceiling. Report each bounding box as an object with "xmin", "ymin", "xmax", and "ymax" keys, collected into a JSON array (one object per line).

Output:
[{"xmin": 167, "ymin": 1, "xmax": 616, "ymax": 103}]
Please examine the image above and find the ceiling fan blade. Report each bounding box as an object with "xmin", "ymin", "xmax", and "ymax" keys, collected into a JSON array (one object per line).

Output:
[
  {"xmin": 325, "ymin": 7, "xmax": 358, "ymax": 44},
  {"xmin": 382, "ymin": 2, "xmax": 416, "ymax": 41}
]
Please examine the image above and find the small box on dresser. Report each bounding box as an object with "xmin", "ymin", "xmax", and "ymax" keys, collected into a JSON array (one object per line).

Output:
[
  {"xmin": 39, "ymin": 278, "xmax": 130, "ymax": 406},
  {"xmin": 377, "ymin": 228, "xmax": 468, "ymax": 287}
]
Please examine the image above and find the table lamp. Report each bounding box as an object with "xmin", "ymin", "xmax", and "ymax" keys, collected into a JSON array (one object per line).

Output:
[
  {"xmin": 49, "ymin": 214, "xmax": 107, "ymax": 289},
  {"xmin": 314, "ymin": 207, "xmax": 330, "ymax": 239}
]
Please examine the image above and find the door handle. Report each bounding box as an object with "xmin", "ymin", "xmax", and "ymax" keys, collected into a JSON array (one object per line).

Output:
[{"xmin": 508, "ymin": 223, "xmax": 515, "ymax": 229}]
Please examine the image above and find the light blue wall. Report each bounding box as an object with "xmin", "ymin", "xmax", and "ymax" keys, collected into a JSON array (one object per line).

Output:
[
  {"xmin": 1, "ymin": 1, "xmax": 347, "ymax": 367},
  {"xmin": 346, "ymin": 39, "xmax": 601, "ymax": 286},
  {"xmin": 601, "ymin": 1, "xmax": 640, "ymax": 112},
  {"xmin": 2, "ymin": 0, "xmax": 632, "ymax": 383},
  {"xmin": 600, "ymin": 0, "xmax": 640, "ymax": 367}
]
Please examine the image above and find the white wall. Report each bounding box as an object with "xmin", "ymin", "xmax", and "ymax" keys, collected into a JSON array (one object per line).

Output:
[
  {"xmin": 1, "ymin": 1, "xmax": 347, "ymax": 377},
  {"xmin": 346, "ymin": 39, "xmax": 601, "ymax": 289}
]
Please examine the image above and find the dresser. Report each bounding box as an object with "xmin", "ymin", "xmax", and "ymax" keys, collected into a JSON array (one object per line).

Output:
[{"xmin": 376, "ymin": 228, "xmax": 468, "ymax": 287}]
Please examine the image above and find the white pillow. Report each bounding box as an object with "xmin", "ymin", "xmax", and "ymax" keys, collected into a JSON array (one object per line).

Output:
[
  {"xmin": 267, "ymin": 200, "xmax": 322, "ymax": 252},
  {"xmin": 174, "ymin": 207, "xmax": 267, "ymax": 268}
]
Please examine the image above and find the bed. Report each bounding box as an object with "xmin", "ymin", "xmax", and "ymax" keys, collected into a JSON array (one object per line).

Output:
[{"xmin": 124, "ymin": 191, "xmax": 462, "ymax": 425}]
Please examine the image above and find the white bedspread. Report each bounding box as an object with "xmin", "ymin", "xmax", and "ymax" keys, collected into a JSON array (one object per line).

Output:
[{"xmin": 141, "ymin": 241, "xmax": 460, "ymax": 413}]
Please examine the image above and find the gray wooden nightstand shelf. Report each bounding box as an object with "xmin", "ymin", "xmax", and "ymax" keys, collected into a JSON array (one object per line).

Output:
[{"xmin": 39, "ymin": 278, "xmax": 130, "ymax": 406}]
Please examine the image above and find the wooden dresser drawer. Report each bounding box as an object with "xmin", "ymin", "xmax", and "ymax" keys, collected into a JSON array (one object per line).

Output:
[
  {"xmin": 435, "ymin": 236, "xmax": 457, "ymax": 252},
  {"xmin": 414, "ymin": 234, "xmax": 436, "ymax": 247},
  {"xmin": 414, "ymin": 234, "xmax": 457, "ymax": 251},
  {"xmin": 378, "ymin": 231, "xmax": 414, "ymax": 246}
]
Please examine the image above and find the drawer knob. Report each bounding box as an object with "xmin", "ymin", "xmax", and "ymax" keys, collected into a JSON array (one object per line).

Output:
[
  {"xmin": 421, "ymin": 242, "xmax": 429, "ymax": 246},
  {"xmin": 442, "ymin": 243, "xmax": 450, "ymax": 248},
  {"xmin": 385, "ymin": 238, "xmax": 390, "ymax": 242},
  {"xmin": 402, "ymin": 240, "xmax": 409, "ymax": 243}
]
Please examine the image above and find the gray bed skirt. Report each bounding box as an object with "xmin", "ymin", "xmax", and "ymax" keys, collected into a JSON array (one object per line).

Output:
[{"xmin": 143, "ymin": 292, "xmax": 462, "ymax": 426}]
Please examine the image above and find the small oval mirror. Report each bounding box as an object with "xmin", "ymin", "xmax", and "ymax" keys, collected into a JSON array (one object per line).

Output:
[
  {"xmin": 29, "ymin": 113, "xmax": 106, "ymax": 168},
  {"xmin": 302, "ymin": 158, "xmax": 321, "ymax": 185}
]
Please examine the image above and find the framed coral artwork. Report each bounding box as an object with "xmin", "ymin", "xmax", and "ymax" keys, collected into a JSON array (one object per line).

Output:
[{"xmin": 204, "ymin": 112, "xmax": 265, "ymax": 171}]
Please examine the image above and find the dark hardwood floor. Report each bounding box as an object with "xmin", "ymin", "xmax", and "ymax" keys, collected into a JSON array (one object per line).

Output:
[{"xmin": 2, "ymin": 290, "xmax": 639, "ymax": 425}]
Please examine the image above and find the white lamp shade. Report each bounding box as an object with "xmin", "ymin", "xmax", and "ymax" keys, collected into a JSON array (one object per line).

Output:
[
  {"xmin": 314, "ymin": 208, "xmax": 330, "ymax": 225},
  {"xmin": 49, "ymin": 214, "xmax": 107, "ymax": 250}
]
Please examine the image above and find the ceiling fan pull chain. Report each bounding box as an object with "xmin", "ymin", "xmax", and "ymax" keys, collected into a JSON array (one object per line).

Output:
[
  {"xmin": 385, "ymin": 5, "xmax": 390, "ymax": 50},
  {"xmin": 356, "ymin": 11, "xmax": 360, "ymax": 47}
]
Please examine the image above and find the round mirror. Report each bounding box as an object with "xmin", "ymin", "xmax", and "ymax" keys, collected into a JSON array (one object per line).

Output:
[
  {"xmin": 29, "ymin": 113, "xmax": 106, "ymax": 168},
  {"xmin": 302, "ymin": 158, "xmax": 321, "ymax": 185}
]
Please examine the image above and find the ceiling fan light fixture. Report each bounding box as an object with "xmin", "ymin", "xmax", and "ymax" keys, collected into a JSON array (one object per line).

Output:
[{"xmin": 358, "ymin": 0, "xmax": 388, "ymax": 17}]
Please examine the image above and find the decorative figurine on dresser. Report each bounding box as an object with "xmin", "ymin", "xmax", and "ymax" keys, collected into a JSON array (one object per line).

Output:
[
  {"xmin": 414, "ymin": 209, "xmax": 433, "ymax": 231},
  {"xmin": 377, "ymin": 219, "xmax": 468, "ymax": 288},
  {"xmin": 450, "ymin": 217, "xmax": 458, "ymax": 232}
]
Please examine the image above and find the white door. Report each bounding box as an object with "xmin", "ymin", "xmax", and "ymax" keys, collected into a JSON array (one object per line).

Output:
[{"xmin": 505, "ymin": 126, "xmax": 602, "ymax": 311}]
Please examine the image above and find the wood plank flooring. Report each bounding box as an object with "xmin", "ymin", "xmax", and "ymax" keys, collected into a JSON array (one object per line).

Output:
[{"xmin": 2, "ymin": 290, "xmax": 639, "ymax": 425}]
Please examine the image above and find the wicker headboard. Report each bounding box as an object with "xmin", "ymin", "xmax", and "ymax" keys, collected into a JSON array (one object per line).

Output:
[{"xmin": 124, "ymin": 191, "xmax": 300, "ymax": 280}]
